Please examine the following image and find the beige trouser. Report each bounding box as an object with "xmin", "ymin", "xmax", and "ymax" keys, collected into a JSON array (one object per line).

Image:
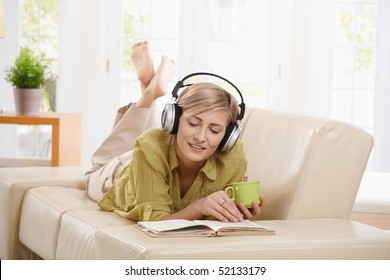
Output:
[{"xmin": 85, "ymin": 104, "xmax": 161, "ymax": 202}]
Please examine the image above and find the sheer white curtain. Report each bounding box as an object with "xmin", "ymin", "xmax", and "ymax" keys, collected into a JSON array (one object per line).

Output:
[
  {"xmin": 308, "ymin": 0, "xmax": 390, "ymax": 172},
  {"xmin": 58, "ymin": 0, "xmax": 121, "ymax": 166},
  {"xmin": 373, "ymin": 0, "xmax": 390, "ymax": 172}
]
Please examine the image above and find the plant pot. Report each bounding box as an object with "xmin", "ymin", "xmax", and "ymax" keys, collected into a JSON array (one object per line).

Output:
[{"xmin": 13, "ymin": 88, "xmax": 43, "ymax": 115}]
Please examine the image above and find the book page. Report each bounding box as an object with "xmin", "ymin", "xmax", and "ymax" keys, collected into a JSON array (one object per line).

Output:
[
  {"xmin": 137, "ymin": 219, "xmax": 275, "ymax": 237},
  {"xmin": 193, "ymin": 220, "xmax": 264, "ymax": 232},
  {"xmin": 138, "ymin": 219, "xmax": 204, "ymax": 233}
]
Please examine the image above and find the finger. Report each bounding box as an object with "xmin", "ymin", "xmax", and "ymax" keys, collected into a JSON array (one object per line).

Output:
[
  {"xmin": 225, "ymin": 200, "xmax": 245, "ymax": 221},
  {"xmin": 206, "ymin": 200, "xmax": 228, "ymax": 222},
  {"xmin": 238, "ymin": 203, "xmax": 253, "ymax": 219},
  {"xmin": 250, "ymin": 201, "xmax": 261, "ymax": 216},
  {"xmin": 259, "ymin": 195, "xmax": 265, "ymax": 207},
  {"xmin": 215, "ymin": 191, "xmax": 242, "ymax": 217},
  {"xmin": 217, "ymin": 200, "xmax": 243, "ymax": 222},
  {"xmin": 222, "ymin": 195, "xmax": 246, "ymax": 218},
  {"xmin": 211, "ymin": 191, "xmax": 243, "ymax": 222},
  {"xmin": 212, "ymin": 210, "xmax": 229, "ymax": 223}
]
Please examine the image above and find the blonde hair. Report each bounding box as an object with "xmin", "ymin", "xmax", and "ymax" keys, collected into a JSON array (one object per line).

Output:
[{"xmin": 176, "ymin": 82, "xmax": 239, "ymax": 125}]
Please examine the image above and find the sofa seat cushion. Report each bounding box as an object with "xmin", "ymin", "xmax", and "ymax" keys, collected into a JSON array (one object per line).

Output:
[
  {"xmin": 18, "ymin": 186, "xmax": 390, "ymax": 260},
  {"xmin": 94, "ymin": 219, "xmax": 390, "ymax": 260},
  {"xmin": 0, "ymin": 166, "xmax": 85, "ymax": 260},
  {"xmin": 19, "ymin": 186, "xmax": 99, "ymax": 259},
  {"xmin": 20, "ymin": 186, "xmax": 390, "ymax": 259},
  {"xmin": 56, "ymin": 209, "xmax": 133, "ymax": 259}
]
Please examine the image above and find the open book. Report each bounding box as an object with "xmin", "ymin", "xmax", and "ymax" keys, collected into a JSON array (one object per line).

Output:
[{"xmin": 135, "ymin": 219, "xmax": 275, "ymax": 237}]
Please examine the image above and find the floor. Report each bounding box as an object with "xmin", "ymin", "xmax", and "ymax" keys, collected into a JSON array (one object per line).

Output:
[
  {"xmin": 352, "ymin": 172, "xmax": 390, "ymax": 231},
  {"xmin": 351, "ymin": 212, "xmax": 390, "ymax": 230}
]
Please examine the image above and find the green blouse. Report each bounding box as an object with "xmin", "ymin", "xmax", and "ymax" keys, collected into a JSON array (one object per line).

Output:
[{"xmin": 98, "ymin": 127, "xmax": 247, "ymax": 221}]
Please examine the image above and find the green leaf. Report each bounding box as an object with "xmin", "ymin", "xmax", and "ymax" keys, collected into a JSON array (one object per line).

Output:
[{"xmin": 4, "ymin": 47, "xmax": 49, "ymax": 89}]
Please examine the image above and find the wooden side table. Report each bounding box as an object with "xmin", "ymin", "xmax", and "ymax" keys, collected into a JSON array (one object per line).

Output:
[{"xmin": 0, "ymin": 112, "xmax": 81, "ymax": 166}]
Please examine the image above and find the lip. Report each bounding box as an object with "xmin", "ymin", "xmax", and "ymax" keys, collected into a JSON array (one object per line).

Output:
[{"xmin": 188, "ymin": 143, "xmax": 206, "ymax": 151}]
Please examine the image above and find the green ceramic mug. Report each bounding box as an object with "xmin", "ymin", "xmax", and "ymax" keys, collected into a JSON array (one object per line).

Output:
[{"xmin": 224, "ymin": 181, "xmax": 260, "ymax": 208}]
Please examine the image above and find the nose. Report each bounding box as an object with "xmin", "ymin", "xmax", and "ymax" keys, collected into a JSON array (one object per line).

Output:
[{"xmin": 194, "ymin": 127, "xmax": 207, "ymax": 142}]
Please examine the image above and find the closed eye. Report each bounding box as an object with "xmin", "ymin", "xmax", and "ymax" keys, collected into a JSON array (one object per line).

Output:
[
  {"xmin": 188, "ymin": 121, "xmax": 199, "ymax": 127},
  {"xmin": 210, "ymin": 127, "xmax": 223, "ymax": 134},
  {"xmin": 187, "ymin": 116, "xmax": 225, "ymax": 134}
]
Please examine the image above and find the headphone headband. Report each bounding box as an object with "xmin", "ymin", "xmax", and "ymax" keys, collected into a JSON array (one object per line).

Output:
[
  {"xmin": 162, "ymin": 72, "xmax": 245, "ymax": 152},
  {"xmin": 172, "ymin": 72, "xmax": 246, "ymax": 121}
]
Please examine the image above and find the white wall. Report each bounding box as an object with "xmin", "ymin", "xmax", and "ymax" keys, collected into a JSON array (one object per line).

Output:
[{"xmin": 0, "ymin": 0, "xmax": 19, "ymax": 158}]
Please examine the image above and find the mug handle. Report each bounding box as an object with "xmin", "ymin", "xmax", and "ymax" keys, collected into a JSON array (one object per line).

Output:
[{"xmin": 224, "ymin": 186, "xmax": 235, "ymax": 202}]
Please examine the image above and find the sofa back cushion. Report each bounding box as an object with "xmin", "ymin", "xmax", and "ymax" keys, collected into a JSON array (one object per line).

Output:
[{"xmin": 240, "ymin": 108, "xmax": 373, "ymax": 220}]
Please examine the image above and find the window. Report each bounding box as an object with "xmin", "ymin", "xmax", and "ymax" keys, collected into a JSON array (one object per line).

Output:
[
  {"xmin": 331, "ymin": 0, "xmax": 377, "ymax": 134},
  {"xmin": 19, "ymin": 0, "xmax": 59, "ymax": 112},
  {"xmin": 329, "ymin": 0, "xmax": 390, "ymax": 171},
  {"xmin": 309, "ymin": 0, "xmax": 388, "ymax": 172},
  {"xmin": 120, "ymin": 0, "xmax": 180, "ymax": 107},
  {"xmin": 119, "ymin": 0, "xmax": 270, "ymax": 108}
]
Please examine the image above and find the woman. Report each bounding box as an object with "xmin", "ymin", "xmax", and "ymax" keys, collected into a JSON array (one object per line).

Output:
[{"xmin": 85, "ymin": 41, "xmax": 263, "ymax": 222}]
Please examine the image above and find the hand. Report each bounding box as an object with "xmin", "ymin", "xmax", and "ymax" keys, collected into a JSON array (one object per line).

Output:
[
  {"xmin": 197, "ymin": 190, "xmax": 244, "ymax": 222},
  {"xmin": 237, "ymin": 195, "xmax": 265, "ymax": 219}
]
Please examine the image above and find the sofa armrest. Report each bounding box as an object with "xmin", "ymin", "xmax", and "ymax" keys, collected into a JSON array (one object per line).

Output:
[
  {"xmin": 0, "ymin": 166, "xmax": 86, "ymax": 259},
  {"xmin": 241, "ymin": 108, "xmax": 374, "ymax": 220}
]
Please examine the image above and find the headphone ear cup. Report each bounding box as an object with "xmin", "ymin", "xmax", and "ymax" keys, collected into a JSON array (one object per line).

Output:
[
  {"xmin": 161, "ymin": 103, "xmax": 181, "ymax": 134},
  {"xmin": 218, "ymin": 123, "xmax": 241, "ymax": 152}
]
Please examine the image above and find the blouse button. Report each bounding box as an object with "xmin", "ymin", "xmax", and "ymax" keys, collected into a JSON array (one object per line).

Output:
[{"xmin": 146, "ymin": 204, "xmax": 151, "ymax": 209}]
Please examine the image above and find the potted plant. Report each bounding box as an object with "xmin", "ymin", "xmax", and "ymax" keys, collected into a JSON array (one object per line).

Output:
[{"xmin": 5, "ymin": 47, "xmax": 49, "ymax": 115}]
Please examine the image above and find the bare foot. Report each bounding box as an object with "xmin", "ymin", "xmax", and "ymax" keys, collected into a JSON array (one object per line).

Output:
[
  {"xmin": 131, "ymin": 41, "xmax": 154, "ymax": 88},
  {"xmin": 136, "ymin": 55, "xmax": 176, "ymax": 108}
]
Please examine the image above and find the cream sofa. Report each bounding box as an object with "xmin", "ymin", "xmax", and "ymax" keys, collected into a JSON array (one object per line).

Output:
[{"xmin": 1, "ymin": 107, "xmax": 390, "ymax": 260}]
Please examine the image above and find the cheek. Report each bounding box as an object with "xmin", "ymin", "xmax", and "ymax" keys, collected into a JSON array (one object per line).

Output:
[
  {"xmin": 176, "ymin": 122, "xmax": 190, "ymax": 139},
  {"xmin": 210, "ymin": 132, "xmax": 226, "ymax": 147},
  {"xmin": 176, "ymin": 123, "xmax": 192, "ymax": 147}
]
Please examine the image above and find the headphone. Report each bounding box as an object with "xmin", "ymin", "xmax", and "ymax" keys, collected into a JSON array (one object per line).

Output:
[{"xmin": 161, "ymin": 72, "xmax": 246, "ymax": 152}]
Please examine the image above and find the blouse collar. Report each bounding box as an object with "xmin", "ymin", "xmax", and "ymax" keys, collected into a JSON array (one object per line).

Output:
[{"xmin": 168, "ymin": 145, "xmax": 217, "ymax": 181}]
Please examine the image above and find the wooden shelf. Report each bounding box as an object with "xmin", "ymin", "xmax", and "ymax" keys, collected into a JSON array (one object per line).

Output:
[{"xmin": 0, "ymin": 112, "xmax": 81, "ymax": 166}]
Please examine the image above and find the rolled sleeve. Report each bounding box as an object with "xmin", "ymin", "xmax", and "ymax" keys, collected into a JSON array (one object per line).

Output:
[
  {"xmin": 98, "ymin": 129, "xmax": 175, "ymax": 221},
  {"xmin": 113, "ymin": 201, "xmax": 172, "ymax": 221}
]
